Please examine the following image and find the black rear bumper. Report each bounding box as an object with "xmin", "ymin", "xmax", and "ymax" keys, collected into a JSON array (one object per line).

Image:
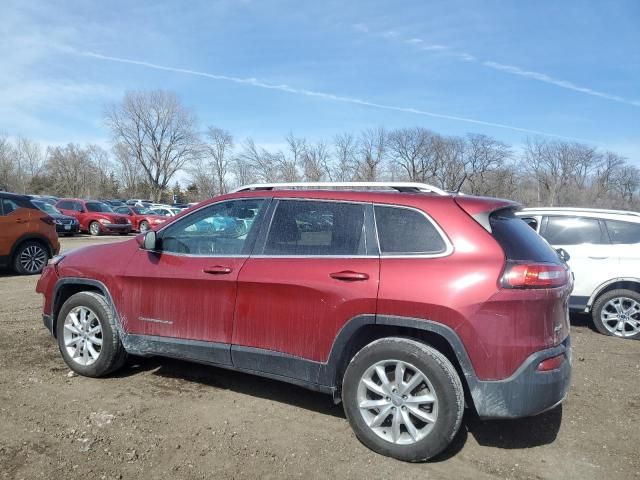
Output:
[{"xmin": 471, "ymin": 337, "xmax": 572, "ymax": 419}]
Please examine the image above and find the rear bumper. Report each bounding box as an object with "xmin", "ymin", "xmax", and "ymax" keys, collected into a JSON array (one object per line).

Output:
[
  {"xmin": 55, "ymin": 224, "xmax": 79, "ymax": 234},
  {"xmin": 471, "ymin": 336, "xmax": 572, "ymax": 419}
]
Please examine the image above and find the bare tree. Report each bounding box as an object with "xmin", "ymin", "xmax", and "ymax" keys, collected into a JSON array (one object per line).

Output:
[
  {"xmin": 387, "ymin": 127, "xmax": 432, "ymax": 181},
  {"xmin": 105, "ymin": 90, "xmax": 201, "ymax": 201},
  {"xmin": 238, "ymin": 138, "xmax": 281, "ymax": 183},
  {"xmin": 463, "ymin": 134, "xmax": 511, "ymax": 195},
  {"xmin": 0, "ymin": 135, "xmax": 17, "ymax": 191},
  {"xmin": 302, "ymin": 141, "xmax": 331, "ymax": 181},
  {"xmin": 206, "ymin": 126, "xmax": 233, "ymax": 194},
  {"xmin": 333, "ymin": 132, "xmax": 358, "ymax": 181},
  {"xmin": 356, "ymin": 127, "xmax": 387, "ymax": 181}
]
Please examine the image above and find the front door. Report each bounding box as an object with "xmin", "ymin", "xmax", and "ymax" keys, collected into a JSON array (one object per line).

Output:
[
  {"xmin": 0, "ymin": 197, "xmax": 32, "ymax": 259},
  {"xmin": 233, "ymin": 199, "xmax": 379, "ymax": 363},
  {"xmin": 118, "ymin": 198, "xmax": 268, "ymax": 352}
]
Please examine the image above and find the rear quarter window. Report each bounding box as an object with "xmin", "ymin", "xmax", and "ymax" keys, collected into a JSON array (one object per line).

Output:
[
  {"xmin": 605, "ymin": 220, "xmax": 640, "ymax": 244},
  {"xmin": 374, "ymin": 205, "xmax": 447, "ymax": 255},
  {"xmin": 490, "ymin": 209, "xmax": 559, "ymax": 263}
]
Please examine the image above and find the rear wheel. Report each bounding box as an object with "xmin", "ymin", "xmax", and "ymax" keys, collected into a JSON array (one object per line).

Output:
[
  {"xmin": 342, "ymin": 337, "xmax": 464, "ymax": 462},
  {"xmin": 592, "ymin": 289, "xmax": 640, "ymax": 339},
  {"xmin": 56, "ymin": 291, "xmax": 127, "ymax": 377},
  {"xmin": 13, "ymin": 241, "xmax": 49, "ymax": 275},
  {"xmin": 89, "ymin": 221, "xmax": 101, "ymax": 236}
]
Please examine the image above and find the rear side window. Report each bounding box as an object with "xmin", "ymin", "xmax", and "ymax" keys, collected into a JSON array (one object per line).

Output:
[
  {"xmin": 605, "ymin": 220, "xmax": 640, "ymax": 244},
  {"xmin": 490, "ymin": 209, "xmax": 559, "ymax": 263},
  {"xmin": 57, "ymin": 201, "xmax": 72, "ymax": 210},
  {"xmin": 264, "ymin": 200, "xmax": 366, "ymax": 256},
  {"xmin": 543, "ymin": 216, "xmax": 607, "ymax": 245},
  {"xmin": 375, "ymin": 205, "xmax": 447, "ymax": 255}
]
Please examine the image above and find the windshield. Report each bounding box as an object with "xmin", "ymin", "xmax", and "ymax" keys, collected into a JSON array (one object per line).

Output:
[
  {"xmin": 34, "ymin": 201, "xmax": 61, "ymax": 215},
  {"xmin": 86, "ymin": 202, "xmax": 114, "ymax": 213},
  {"xmin": 133, "ymin": 207, "xmax": 154, "ymax": 214}
]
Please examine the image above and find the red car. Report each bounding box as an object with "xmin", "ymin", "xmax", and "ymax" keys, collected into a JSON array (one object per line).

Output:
[
  {"xmin": 55, "ymin": 199, "xmax": 132, "ymax": 236},
  {"xmin": 113, "ymin": 205, "xmax": 168, "ymax": 233},
  {"xmin": 37, "ymin": 182, "xmax": 572, "ymax": 461}
]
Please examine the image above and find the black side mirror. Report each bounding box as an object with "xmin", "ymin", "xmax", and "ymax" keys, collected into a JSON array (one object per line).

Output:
[
  {"xmin": 143, "ymin": 230, "xmax": 157, "ymax": 250},
  {"xmin": 556, "ymin": 248, "xmax": 570, "ymax": 263}
]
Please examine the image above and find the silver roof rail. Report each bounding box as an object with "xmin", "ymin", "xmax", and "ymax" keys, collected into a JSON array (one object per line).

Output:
[
  {"xmin": 522, "ymin": 207, "xmax": 640, "ymax": 217},
  {"xmin": 232, "ymin": 182, "xmax": 449, "ymax": 196}
]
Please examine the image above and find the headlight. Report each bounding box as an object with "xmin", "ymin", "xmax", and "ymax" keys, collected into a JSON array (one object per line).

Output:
[
  {"xmin": 126, "ymin": 219, "xmax": 132, "ymax": 224},
  {"xmin": 99, "ymin": 218, "xmax": 109, "ymax": 225},
  {"xmin": 152, "ymin": 219, "xmax": 164, "ymax": 224},
  {"xmin": 54, "ymin": 219, "xmax": 63, "ymax": 225}
]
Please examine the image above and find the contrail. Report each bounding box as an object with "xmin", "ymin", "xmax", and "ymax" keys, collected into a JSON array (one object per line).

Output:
[{"xmin": 71, "ymin": 48, "xmax": 592, "ymax": 141}]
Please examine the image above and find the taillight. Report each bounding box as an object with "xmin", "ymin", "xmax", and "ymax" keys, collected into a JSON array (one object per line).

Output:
[
  {"xmin": 501, "ymin": 262, "xmax": 568, "ymax": 289},
  {"xmin": 41, "ymin": 216, "xmax": 55, "ymax": 225}
]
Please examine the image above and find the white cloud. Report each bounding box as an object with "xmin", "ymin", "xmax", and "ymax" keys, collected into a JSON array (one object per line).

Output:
[{"xmin": 66, "ymin": 48, "xmax": 592, "ymax": 142}]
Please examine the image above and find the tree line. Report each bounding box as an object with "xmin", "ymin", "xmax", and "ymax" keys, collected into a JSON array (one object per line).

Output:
[{"xmin": 0, "ymin": 89, "xmax": 637, "ymax": 209}]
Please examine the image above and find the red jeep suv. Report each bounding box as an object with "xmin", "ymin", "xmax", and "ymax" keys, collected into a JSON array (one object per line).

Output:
[
  {"xmin": 36, "ymin": 183, "xmax": 572, "ymax": 461},
  {"xmin": 55, "ymin": 199, "xmax": 132, "ymax": 236}
]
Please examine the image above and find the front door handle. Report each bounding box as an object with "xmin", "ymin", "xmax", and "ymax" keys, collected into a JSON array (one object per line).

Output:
[
  {"xmin": 588, "ymin": 256, "xmax": 609, "ymax": 260},
  {"xmin": 330, "ymin": 271, "xmax": 369, "ymax": 281},
  {"xmin": 15, "ymin": 218, "xmax": 29, "ymax": 224},
  {"xmin": 203, "ymin": 265, "xmax": 233, "ymax": 275}
]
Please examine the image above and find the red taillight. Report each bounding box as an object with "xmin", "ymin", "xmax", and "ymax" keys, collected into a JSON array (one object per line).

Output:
[
  {"xmin": 537, "ymin": 354, "xmax": 565, "ymax": 372},
  {"xmin": 501, "ymin": 262, "xmax": 568, "ymax": 289},
  {"xmin": 40, "ymin": 216, "xmax": 55, "ymax": 226}
]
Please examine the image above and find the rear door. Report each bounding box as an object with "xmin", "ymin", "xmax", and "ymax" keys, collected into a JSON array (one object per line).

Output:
[
  {"xmin": 540, "ymin": 215, "xmax": 616, "ymax": 305},
  {"xmin": 602, "ymin": 219, "xmax": 640, "ymax": 278},
  {"xmin": 233, "ymin": 199, "xmax": 379, "ymax": 364}
]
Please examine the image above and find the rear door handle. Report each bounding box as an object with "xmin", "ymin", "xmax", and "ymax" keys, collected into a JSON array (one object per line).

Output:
[
  {"xmin": 588, "ymin": 256, "xmax": 609, "ymax": 260},
  {"xmin": 203, "ymin": 265, "xmax": 233, "ymax": 275},
  {"xmin": 330, "ymin": 271, "xmax": 369, "ymax": 281},
  {"xmin": 15, "ymin": 218, "xmax": 29, "ymax": 224}
]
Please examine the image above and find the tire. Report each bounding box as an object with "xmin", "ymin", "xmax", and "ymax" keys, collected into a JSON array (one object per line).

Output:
[
  {"xmin": 592, "ymin": 289, "xmax": 640, "ymax": 339},
  {"xmin": 12, "ymin": 240, "xmax": 49, "ymax": 275},
  {"xmin": 342, "ymin": 337, "xmax": 464, "ymax": 462},
  {"xmin": 56, "ymin": 291, "xmax": 128, "ymax": 377},
  {"xmin": 89, "ymin": 221, "xmax": 102, "ymax": 236},
  {"xmin": 139, "ymin": 221, "xmax": 149, "ymax": 233}
]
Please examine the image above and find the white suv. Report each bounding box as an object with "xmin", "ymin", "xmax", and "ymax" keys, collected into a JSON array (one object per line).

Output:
[{"xmin": 517, "ymin": 207, "xmax": 640, "ymax": 339}]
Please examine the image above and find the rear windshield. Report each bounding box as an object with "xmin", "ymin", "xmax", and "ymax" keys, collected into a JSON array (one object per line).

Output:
[{"xmin": 490, "ymin": 209, "xmax": 559, "ymax": 263}]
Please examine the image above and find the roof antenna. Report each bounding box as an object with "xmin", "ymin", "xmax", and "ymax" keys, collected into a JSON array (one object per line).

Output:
[{"xmin": 455, "ymin": 174, "xmax": 467, "ymax": 194}]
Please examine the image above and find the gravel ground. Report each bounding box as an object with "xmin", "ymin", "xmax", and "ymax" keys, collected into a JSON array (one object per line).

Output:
[{"xmin": 0, "ymin": 235, "xmax": 638, "ymax": 480}]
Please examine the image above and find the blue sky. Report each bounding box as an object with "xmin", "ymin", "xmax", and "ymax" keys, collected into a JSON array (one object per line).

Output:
[{"xmin": 1, "ymin": 0, "xmax": 639, "ymax": 160}]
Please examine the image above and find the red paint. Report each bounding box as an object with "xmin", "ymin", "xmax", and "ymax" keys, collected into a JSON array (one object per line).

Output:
[
  {"xmin": 37, "ymin": 189, "xmax": 571, "ymax": 382},
  {"xmin": 55, "ymin": 198, "xmax": 131, "ymax": 234},
  {"xmin": 113, "ymin": 206, "xmax": 168, "ymax": 232}
]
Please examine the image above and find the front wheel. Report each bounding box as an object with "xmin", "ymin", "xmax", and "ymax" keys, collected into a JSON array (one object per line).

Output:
[
  {"xmin": 89, "ymin": 221, "xmax": 101, "ymax": 236},
  {"xmin": 56, "ymin": 291, "xmax": 127, "ymax": 377},
  {"xmin": 139, "ymin": 220, "xmax": 149, "ymax": 233},
  {"xmin": 13, "ymin": 241, "xmax": 49, "ymax": 275},
  {"xmin": 592, "ymin": 289, "xmax": 640, "ymax": 339},
  {"xmin": 342, "ymin": 338, "xmax": 464, "ymax": 462}
]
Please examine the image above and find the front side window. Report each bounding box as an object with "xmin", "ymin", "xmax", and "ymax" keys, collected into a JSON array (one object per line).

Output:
[
  {"xmin": 160, "ymin": 199, "xmax": 265, "ymax": 255},
  {"xmin": 543, "ymin": 216, "xmax": 607, "ymax": 245},
  {"xmin": 263, "ymin": 200, "xmax": 366, "ymax": 256},
  {"xmin": 86, "ymin": 202, "xmax": 114, "ymax": 213},
  {"xmin": 605, "ymin": 220, "xmax": 640, "ymax": 244},
  {"xmin": 375, "ymin": 205, "xmax": 447, "ymax": 255},
  {"xmin": 115, "ymin": 207, "xmax": 130, "ymax": 215},
  {"xmin": 57, "ymin": 201, "xmax": 72, "ymax": 210},
  {"xmin": 34, "ymin": 201, "xmax": 60, "ymax": 215}
]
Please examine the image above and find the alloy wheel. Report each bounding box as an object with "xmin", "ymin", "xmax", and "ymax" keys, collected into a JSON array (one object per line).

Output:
[
  {"xmin": 62, "ymin": 306, "xmax": 103, "ymax": 366},
  {"xmin": 90, "ymin": 222, "xmax": 100, "ymax": 235},
  {"xmin": 19, "ymin": 245, "xmax": 47, "ymax": 273},
  {"xmin": 357, "ymin": 359, "xmax": 439, "ymax": 445},
  {"xmin": 600, "ymin": 297, "xmax": 640, "ymax": 338}
]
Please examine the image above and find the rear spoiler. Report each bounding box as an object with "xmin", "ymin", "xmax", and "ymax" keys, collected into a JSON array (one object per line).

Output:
[{"xmin": 454, "ymin": 195, "xmax": 521, "ymax": 232}]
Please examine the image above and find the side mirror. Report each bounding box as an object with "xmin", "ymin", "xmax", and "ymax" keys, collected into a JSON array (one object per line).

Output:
[
  {"xmin": 556, "ymin": 248, "xmax": 570, "ymax": 263},
  {"xmin": 142, "ymin": 231, "xmax": 157, "ymax": 250}
]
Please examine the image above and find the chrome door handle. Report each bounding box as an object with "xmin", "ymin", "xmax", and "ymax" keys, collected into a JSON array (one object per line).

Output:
[
  {"xmin": 203, "ymin": 265, "xmax": 233, "ymax": 275},
  {"xmin": 330, "ymin": 271, "xmax": 369, "ymax": 281}
]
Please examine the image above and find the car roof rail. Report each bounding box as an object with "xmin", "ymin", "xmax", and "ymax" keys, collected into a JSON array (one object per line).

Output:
[
  {"xmin": 232, "ymin": 182, "xmax": 450, "ymax": 196},
  {"xmin": 522, "ymin": 206, "xmax": 640, "ymax": 217}
]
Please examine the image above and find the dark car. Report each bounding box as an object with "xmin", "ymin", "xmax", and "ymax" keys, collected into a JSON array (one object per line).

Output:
[
  {"xmin": 32, "ymin": 200, "xmax": 80, "ymax": 236},
  {"xmin": 36, "ymin": 182, "xmax": 572, "ymax": 462}
]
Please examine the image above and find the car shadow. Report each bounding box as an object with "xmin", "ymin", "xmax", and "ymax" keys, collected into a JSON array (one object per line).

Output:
[
  {"xmin": 116, "ymin": 355, "xmax": 564, "ymax": 457},
  {"xmin": 570, "ymin": 311, "xmax": 598, "ymax": 333},
  {"xmin": 116, "ymin": 355, "xmax": 347, "ymax": 419}
]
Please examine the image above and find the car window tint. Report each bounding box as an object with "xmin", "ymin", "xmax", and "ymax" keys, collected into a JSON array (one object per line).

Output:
[
  {"xmin": 57, "ymin": 201, "xmax": 71, "ymax": 210},
  {"xmin": 264, "ymin": 200, "xmax": 366, "ymax": 256},
  {"xmin": 1, "ymin": 199, "xmax": 20, "ymax": 215},
  {"xmin": 86, "ymin": 202, "xmax": 113, "ymax": 213},
  {"xmin": 374, "ymin": 205, "xmax": 446, "ymax": 255},
  {"xmin": 543, "ymin": 216, "xmax": 607, "ymax": 245},
  {"xmin": 521, "ymin": 217, "xmax": 538, "ymax": 230},
  {"xmin": 605, "ymin": 220, "xmax": 640, "ymax": 244},
  {"xmin": 115, "ymin": 207, "xmax": 129, "ymax": 214},
  {"xmin": 161, "ymin": 199, "xmax": 265, "ymax": 255},
  {"xmin": 490, "ymin": 210, "xmax": 559, "ymax": 263}
]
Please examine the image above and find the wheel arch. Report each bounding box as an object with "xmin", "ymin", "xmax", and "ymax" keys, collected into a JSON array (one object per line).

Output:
[
  {"xmin": 51, "ymin": 278, "xmax": 119, "ymax": 338},
  {"xmin": 326, "ymin": 315, "xmax": 479, "ymax": 410},
  {"xmin": 587, "ymin": 278, "xmax": 640, "ymax": 310},
  {"xmin": 10, "ymin": 233, "xmax": 54, "ymax": 260}
]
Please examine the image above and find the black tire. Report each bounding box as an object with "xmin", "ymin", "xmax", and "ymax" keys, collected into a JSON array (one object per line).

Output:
[
  {"xmin": 342, "ymin": 338, "xmax": 464, "ymax": 462},
  {"xmin": 56, "ymin": 291, "xmax": 127, "ymax": 377},
  {"xmin": 12, "ymin": 240, "xmax": 50, "ymax": 275},
  {"xmin": 139, "ymin": 221, "xmax": 149, "ymax": 233},
  {"xmin": 592, "ymin": 289, "xmax": 640, "ymax": 339},
  {"xmin": 89, "ymin": 221, "xmax": 102, "ymax": 236}
]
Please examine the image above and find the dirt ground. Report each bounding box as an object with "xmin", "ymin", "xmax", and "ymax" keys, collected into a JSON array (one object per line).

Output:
[{"xmin": 0, "ymin": 235, "xmax": 638, "ymax": 480}]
